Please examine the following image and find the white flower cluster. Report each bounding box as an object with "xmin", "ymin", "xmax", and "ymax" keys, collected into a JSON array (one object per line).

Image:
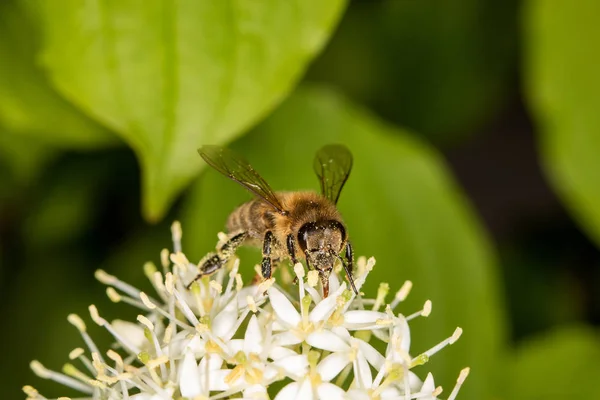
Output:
[{"xmin": 25, "ymin": 222, "xmax": 469, "ymax": 400}]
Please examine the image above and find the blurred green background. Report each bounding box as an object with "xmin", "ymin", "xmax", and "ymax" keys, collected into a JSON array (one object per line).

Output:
[{"xmin": 2, "ymin": 0, "xmax": 600, "ymax": 399}]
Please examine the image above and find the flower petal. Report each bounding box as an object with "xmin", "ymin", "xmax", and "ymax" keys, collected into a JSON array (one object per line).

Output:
[
  {"xmin": 317, "ymin": 352, "xmax": 350, "ymax": 381},
  {"xmin": 179, "ymin": 350, "xmax": 202, "ymax": 397},
  {"xmin": 111, "ymin": 320, "xmax": 146, "ymax": 350},
  {"xmin": 317, "ymin": 382, "xmax": 345, "ymax": 399},
  {"xmin": 353, "ymin": 353, "xmax": 372, "ymax": 389},
  {"xmin": 244, "ymin": 314, "xmax": 264, "ymax": 354},
  {"xmin": 345, "ymin": 389, "xmax": 370, "ymax": 400},
  {"xmin": 274, "ymin": 381, "xmax": 300, "ymax": 400},
  {"xmin": 244, "ymin": 383, "xmax": 269, "ymax": 399},
  {"xmin": 343, "ymin": 310, "xmax": 387, "ymax": 329},
  {"xmin": 268, "ymin": 287, "xmax": 301, "ymax": 327},
  {"xmin": 212, "ymin": 297, "xmax": 239, "ymax": 340},
  {"xmin": 355, "ymin": 338, "xmax": 385, "ymax": 370},
  {"xmin": 269, "ymin": 345, "xmax": 298, "ymax": 360},
  {"xmin": 272, "ymin": 354, "xmax": 309, "ymax": 378},
  {"xmin": 273, "ymin": 330, "xmax": 303, "ymax": 347},
  {"xmin": 198, "ymin": 353, "xmax": 223, "ymax": 372},
  {"xmin": 309, "ymin": 284, "xmax": 345, "ymax": 323},
  {"xmin": 296, "ymin": 377, "xmax": 314, "ymax": 400},
  {"xmin": 306, "ymin": 330, "xmax": 350, "ymax": 352}
]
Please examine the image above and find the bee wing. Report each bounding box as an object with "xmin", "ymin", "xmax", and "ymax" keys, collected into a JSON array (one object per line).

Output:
[
  {"xmin": 199, "ymin": 145, "xmax": 286, "ymax": 214},
  {"xmin": 313, "ymin": 144, "xmax": 353, "ymax": 204}
]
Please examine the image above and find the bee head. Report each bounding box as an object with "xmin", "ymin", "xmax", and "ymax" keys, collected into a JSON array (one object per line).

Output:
[{"xmin": 297, "ymin": 220, "xmax": 346, "ymax": 272}]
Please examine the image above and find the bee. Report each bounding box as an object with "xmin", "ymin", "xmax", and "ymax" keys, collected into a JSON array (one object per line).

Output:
[{"xmin": 188, "ymin": 144, "xmax": 357, "ymax": 298}]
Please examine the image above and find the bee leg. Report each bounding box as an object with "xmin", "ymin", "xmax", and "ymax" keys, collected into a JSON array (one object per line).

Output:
[
  {"xmin": 261, "ymin": 231, "xmax": 275, "ymax": 279},
  {"xmin": 343, "ymin": 241, "xmax": 358, "ymax": 294},
  {"xmin": 287, "ymin": 234, "xmax": 301, "ymax": 285},
  {"xmin": 286, "ymin": 234, "xmax": 299, "ymax": 264},
  {"xmin": 186, "ymin": 232, "xmax": 247, "ymax": 289}
]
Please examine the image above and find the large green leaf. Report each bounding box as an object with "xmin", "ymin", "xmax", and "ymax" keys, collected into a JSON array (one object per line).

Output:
[
  {"xmin": 181, "ymin": 86, "xmax": 506, "ymax": 399},
  {"xmin": 508, "ymin": 325, "xmax": 600, "ymax": 400},
  {"xmin": 33, "ymin": 0, "xmax": 346, "ymax": 221},
  {"xmin": 0, "ymin": 0, "xmax": 115, "ymax": 148},
  {"xmin": 307, "ymin": 0, "xmax": 518, "ymax": 143},
  {"xmin": 524, "ymin": 0, "xmax": 600, "ymax": 246}
]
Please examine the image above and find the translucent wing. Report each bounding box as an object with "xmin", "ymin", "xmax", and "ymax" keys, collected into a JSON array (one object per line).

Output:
[
  {"xmin": 199, "ymin": 146, "xmax": 286, "ymax": 213},
  {"xmin": 313, "ymin": 144, "xmax": 353, "ymax": 204}
]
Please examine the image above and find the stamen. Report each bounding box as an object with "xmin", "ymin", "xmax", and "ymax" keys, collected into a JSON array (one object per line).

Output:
[
  {"xmin": 391, "ymin": 280, "xmax": 413, "ymax": 309},
  {"xmin": 89, "ymin": 305, "xmax": 141, "ymax": 355},
  {"xmin": 417, "ymin": 327, "xmax": 462, "ymax": 360},
  {"xmin": 68, "ymin": 348, "xmax": 84, "ymax": 360},
  {"xmin": 106, "ymin": 287, "xmax": 121, "ymax": 303},
  {"xmin": 30, "ymin": 361, "xmax": 93, "ymax": 394},
  {"xmin": 447, "ymin": 368, "xmax": 470, "ymax": 400},
  {"xmin": 307, "ymin": 270, "xmax": 319, "ymax": 287},
  {"xmin": 160, "ymin": 248, "xmax": 170, "ymax": 269},
  {"xmin": 171, "ymin": 221, "xmax": 182, "ymax": 253}
]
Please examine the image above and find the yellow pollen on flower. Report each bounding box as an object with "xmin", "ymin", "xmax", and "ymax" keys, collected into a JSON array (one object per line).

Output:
[
  {"xmin": 106, "ymin": 350, "xmax": 124, "ymax": 368},
  {"xmin": 139, "ymin": 292, "xmax": 156, "ymax": 309},
  {"xmin": 137, "ymin": 315, "xmax": 154, "ymax": 330},
  {"xmin": 163, "ymin": 324, "xmax": 174, "ymax": 344},
  {"xmin": 450, "ymin": 327, "xmax": 463, "ymax": 344},
  {"xmin": 375, "ymin": 318, "xmax": 393, "ymax": 326},
  {"xmin": 88, "ymin": 305, "xmax": 104, "ymax": 326},
  {"xmin": 146, "ymin": 355, "xmax": 169, "ymax": 369},
  {"xmin": 94, "ymin": 269, "xmax": 116, "ymax": 285},
  {"xmin": 307, "ymin": 270, "xmax": 319, "ymax": 287},
  {"xmin": 246, "ymin": 366, "xmax": 264, "ymax": 384},
  {"xmin": 68, "ymin": 348, "xmax": 84, "ymax": 360},
  {"xmin": 22, "ymin": 385, "xmax": 38, "ymax": 397},
  {"xmin": 205, "ymin": 340, "xmax": 222, "ymax": 354},
  {"xmin": 143, "ymin": 261, "xmax": 157, "ymax": 279},
  {"xmin": 160, "ymin": 249, "xmax": 170, "ymax": 268},
  {"xmin": 395, "ymin": 280, "xmax": 413, "ymax": 302},
  {"xmin": 258, "ymin": 277, "xmax": 275, "ymax": 293},
  {"xmin": 373, "ymin": 282, "xmax": 389, "ymax": 311},
  {"xmin": 196, "ymin": 323, "xmax": 210, "ymax": 333},
  {"xmin": 106, "ymin": 287, "xmax": 121, "ymax": 303},
  {"xmin": 30, "ymin": 361, "xmax": 50, "ymax": 379},
  {"xmin": 247, "ymin": 296, "xmax": 257, "ymax": 312},
  {"xmin": 164, "ymin": 272, "xmax": 174, "ymax": 294},
  {"xmin": 235, "ymin": 273, "xmax": 243, "ymax": 291},
  {"xmin": 170, "ymin": 252, "xmax": 189, "ymax": 267},
  {"xmin": 225, "ymin": 365, "xmax": 244, "ymax": 385},
  {"xmin": 67, "ymin": 314, "xmax": 86, "ymax": 332},
  {"xmin": 91, "ymin": 352, "xmax": 105, "ymax": 375},
  {"xmin": 171, "ymin": 221, "xmax": 182, "ymax": 243},
  {"xmin": 88, "ymin": 379, "xmax": 106, "ymax": 388},
  {"xmin": 433, "ymin": 386, "xmax": 443, "ymax": 396},
  {"xmin": 63, "ymin": 363, "xmax": 92, "ymax": 383},
  {"xmin": 209, "ymin": 280, "xmax": 223, "ymax": 293},
  {"xmin": 422, "ymin": 300, "xmax": 432, "ymax": 317}
]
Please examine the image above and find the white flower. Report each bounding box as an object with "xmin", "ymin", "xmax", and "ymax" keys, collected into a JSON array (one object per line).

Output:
[{"xmin": 25, "ymin": 222, "xmax": 470, "ymax": 400}]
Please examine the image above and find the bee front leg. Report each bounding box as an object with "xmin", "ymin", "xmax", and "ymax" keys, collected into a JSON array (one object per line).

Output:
[
  {"xmin": 343, "ymin": 240, "xmax": 358, "ymax": 294},
  {"xmin": 261, "ymin": 231, "xmax": 275, "ymax": 279},
  {"xmin": 186, "ymin": 232, "xmax": 247, "ymax": 289},
  {"xmin": 286, "ymin": 234, "xmax": 299, "ymax": 264}
]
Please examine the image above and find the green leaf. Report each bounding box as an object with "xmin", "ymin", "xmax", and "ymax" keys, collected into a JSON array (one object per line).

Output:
[
  {"xmin": 181, "ymin": 86, "xmax": 507, "ymax": 399},
  {"xmin": 0, "ymin": 0, "xmax": 116, "ymax": 148},
  {"xmin": 0, "ymin": 130, "xmax": 57, "ymax": 184},
  {"xmin": 524, "ymin": 0, "xmax": 600, "ymax": 247},
  {"xmin": 34, "ymin": 0, "xmax": 347, "ymax": 221},
  {"xmin": 307, "ymin": 0, "xmax": 518, "ymax": 143},
  {"xmin": 508, "ymin": 325, "xmax": 600, "ymax": 400}
]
